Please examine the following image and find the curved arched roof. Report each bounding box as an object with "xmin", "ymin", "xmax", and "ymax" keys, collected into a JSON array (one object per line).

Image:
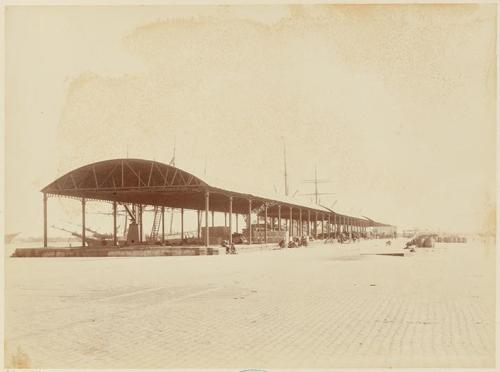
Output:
[
  {"xmin": 43, "ymin": 158, "xmax": 207, "ymax": 192},
  {"xmin": 41, "ymin": 158, "xmax": 382, "ymax": 225}
]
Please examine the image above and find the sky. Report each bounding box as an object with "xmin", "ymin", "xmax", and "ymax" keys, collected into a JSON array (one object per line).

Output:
[{"xmin": 5, "ymin": 4, "xmax": 497, "ymax": 238}]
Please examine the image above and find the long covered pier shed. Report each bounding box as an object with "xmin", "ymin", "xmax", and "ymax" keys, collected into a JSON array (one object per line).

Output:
[{"xmin": 41, "ymin": 158, "xmax": 390, "ymax": 248}]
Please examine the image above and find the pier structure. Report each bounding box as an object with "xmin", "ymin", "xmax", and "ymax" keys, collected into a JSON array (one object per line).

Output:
[{"xmin": 40, "ymin": 159, "xmax": 392, "ymax": 248}]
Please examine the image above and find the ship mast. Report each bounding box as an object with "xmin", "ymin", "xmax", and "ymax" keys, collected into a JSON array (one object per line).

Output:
[
  {"xmin": 314, "ymin": 166, "xmax": 318, "ymax": 204},
  {"xmin": 169, "ymin": 138, "xmax": 176, "ymax": 234},
  {"xmin": 301, "ymin": 165, "xmax": 335, "ymax": 205},
  {"xmin": 282, "ymin": 137, "xmax": 289, "ymax": 197}
]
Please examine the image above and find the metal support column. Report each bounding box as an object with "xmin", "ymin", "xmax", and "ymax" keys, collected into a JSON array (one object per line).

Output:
[
  {"xmin": 181, "ymin": 208, "xmax": 184, "ymax": 241},
  {"xmin": 81, "ymin": 197, "xmax": 86, "ymax": 247},
  {"xmin": 113, "ymin": 201, "xmax": 117, "ymax": 246},
  {"xmin": 248, "ymin": 199, "xmax": 252, "ymax": 245},
  {"xmin": 197, "ymin": 210, "xmax": 201, "ymax": 238},
  {"xmin": 314, "ymin": 211, "xmax": 318, "ymax": 238},
  {"xmin": 307, "ymin": 210, "xmax": 311, "ymax": 237},
  {"xmin": 161, "ymin": 206, "xmax": 165, "ymax": 244},
  {"xmin": 229, "ymin": 196, "xmax": 233, "ymax": 244},
  {"xmin": 264, "ymin": 203, "xmax": 268, "ymax": 244},
  {"xmin": 205, "ymin": 191, "xmax": 210, "ymax": 247},
  {"xmin": 299, "ymin": 209, "xmax": 302, "ymax": 236},
  {"xmin": 43, "ymin": 193, "xmax": 48, "ymax": 248},
  {"xmin": 140, "ymin": 205, "xmax": 144, "ymax": 242},
  {"xmin": 278, "ymin": 205, "xmax": 281, "ymax": 231}
]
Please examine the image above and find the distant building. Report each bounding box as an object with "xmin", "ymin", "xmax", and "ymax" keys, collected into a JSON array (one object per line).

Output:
[{"xmin": 367, "ymin": 225, "xmax": 397, "ymax": 238}]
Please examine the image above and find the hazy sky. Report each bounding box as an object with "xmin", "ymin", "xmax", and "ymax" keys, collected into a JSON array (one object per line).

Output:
[{"xmin": 5, "ymin": 4, "xmax": 496, "ymax": 237}]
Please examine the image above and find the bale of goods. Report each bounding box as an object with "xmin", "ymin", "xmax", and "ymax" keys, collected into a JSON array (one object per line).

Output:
[
  {"xmin": 242, "ymin": 228, "xmax": 286, "ymax": 244},
  {"xmin": 423, "ymin": 237, "xmax": 434, "ymax": 248},
  {"xmin": 201, "ymin": 226, "xmax": 230, "ymax": 245}
]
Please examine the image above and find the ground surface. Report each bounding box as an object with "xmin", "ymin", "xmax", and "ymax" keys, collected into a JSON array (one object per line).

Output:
[{"xmin": 5, "ymin": 238, "xmax": 496, "ymax": 368}]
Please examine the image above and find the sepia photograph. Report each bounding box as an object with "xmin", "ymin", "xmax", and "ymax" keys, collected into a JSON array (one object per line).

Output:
[{"xmin": 3, "ymin": 2, "xmax": 497, "ymax": 370}]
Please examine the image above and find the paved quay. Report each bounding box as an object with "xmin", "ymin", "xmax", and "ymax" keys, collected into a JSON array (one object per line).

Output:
[{"xmin": 5, "ymin": 237, "xmax": 495, "ymax": 368}]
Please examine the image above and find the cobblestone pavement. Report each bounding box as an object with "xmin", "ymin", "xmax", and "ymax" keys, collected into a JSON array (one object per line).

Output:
[{"xmin": 5, "ymin": 238, "xmax": 495, "ymax": 368}]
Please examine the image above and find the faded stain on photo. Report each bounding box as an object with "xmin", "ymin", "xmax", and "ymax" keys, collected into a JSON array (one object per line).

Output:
[{"xmin": 4, "ymin": 4, "xmax": 496, "ymax": 369}]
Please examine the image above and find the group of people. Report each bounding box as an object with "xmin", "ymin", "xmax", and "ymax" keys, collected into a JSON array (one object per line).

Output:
[
  {"xmin": 225, "ymin": 231, "xmax": 367, "ymax": 253},
  {"xmin": 277, "ymin": 236, "xmax": 310, "ymax": 248},
  {"xmin": 329, "ymin": 232, "xmax": 362, "ymax": 243},
  {"xmin": 283, "ymin": 232, "xmax": 365, "ymax": 245},
  {"xmin": 221, "ymin": 240, "xmax": 237, "ymax": 254}
]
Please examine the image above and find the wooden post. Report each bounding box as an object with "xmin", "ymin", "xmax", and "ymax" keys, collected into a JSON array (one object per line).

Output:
[
  {"xmin": 113, "ymin": 201, "xmax": 117, "ymax": 246},
  {"xmin": 289, "ymin": 206, "xmax": 293, "ymax": 237},
  {"xmin": 205, "ymin": 191, "xmax": 210, "ymax": 247},
  {"xmin": 321, "ymin": 214, "xmax": 324, "ymax": 239},
  {"xmin": 43, "ymin": 193, "xmax": 48, "ymax": 248},
  {"xmin": 212, "ymin": 210, "xmax": 215, "ymax": 228},
  {"xmin": 229, "ymin": 196, "xmax": 233, "ymax": 244},
  {"xmin": 236, "ymin": 213, "xmax": 239, "ymax": 233},
  {"xmin": 81, "ymin": 197, "xmax": 86, "ymax": 247},
  {"xmin": 328, "ymin": 213, "xmax": 331, "ymax": 238}
]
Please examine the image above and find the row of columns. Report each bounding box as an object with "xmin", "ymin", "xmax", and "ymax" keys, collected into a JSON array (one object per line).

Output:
[
  {"xmin": 42, "ymin": 192, "xmax": 369, "ymax": 248},
  {"xmin": 199, "ymin": 191, "xmax": 368, "ymax": 247}
]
